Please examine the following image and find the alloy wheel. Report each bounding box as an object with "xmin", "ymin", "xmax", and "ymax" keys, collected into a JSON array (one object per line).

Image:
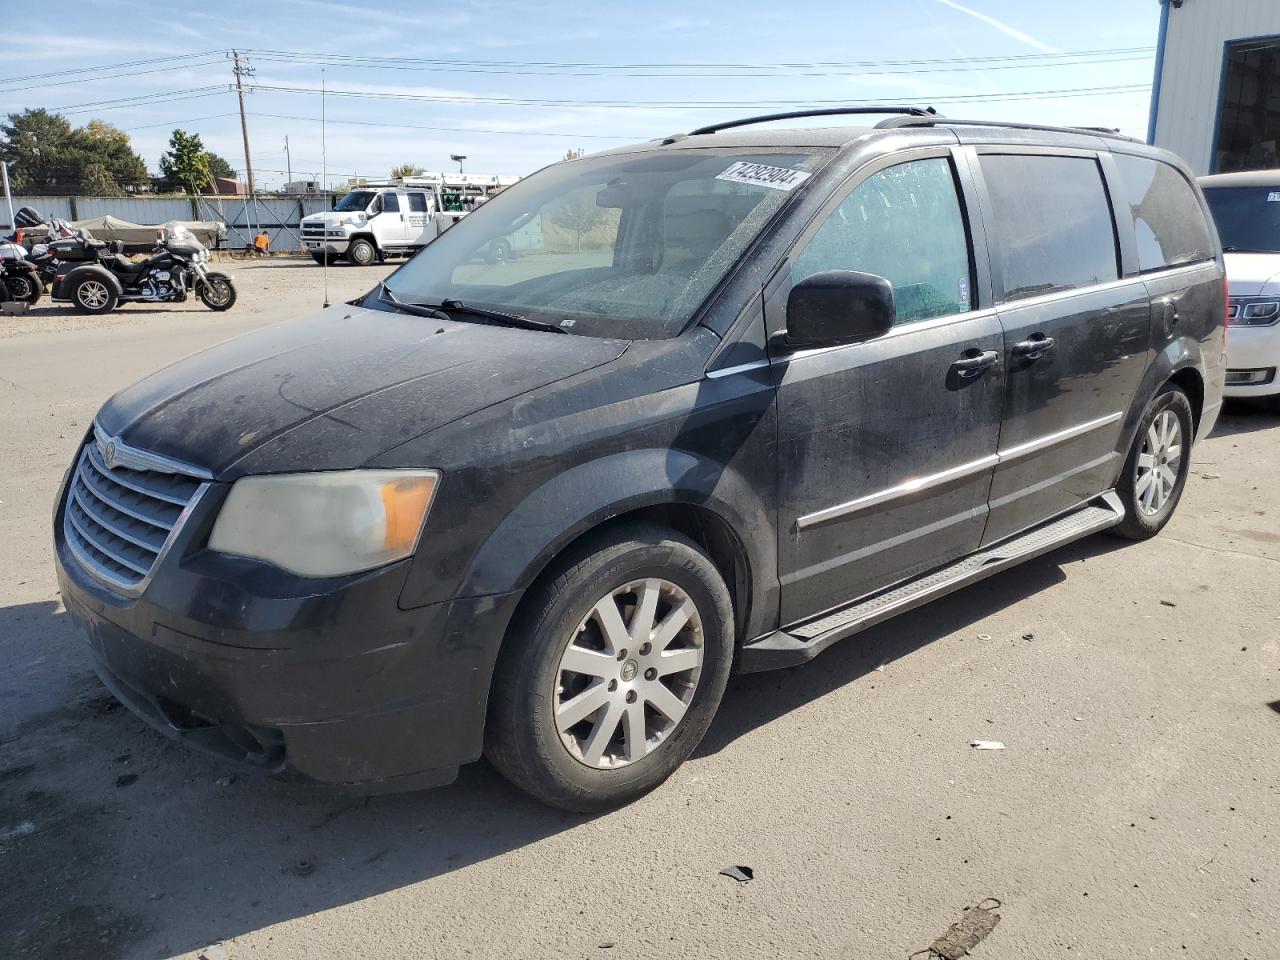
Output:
[
  {"xmin": 1135, "ymin": 409, "xmax": 1183, "ymax": 516},
  {"xmin": 77, "ymin": 280, "xmax": 109, "ymax": 309},
  {"xmin": 205, "ymin": 279, "xmax": 232, "ymax": 306},
  {"xmin": 554, "ymin": 578, "xmax": 704, "ymax": 769}
]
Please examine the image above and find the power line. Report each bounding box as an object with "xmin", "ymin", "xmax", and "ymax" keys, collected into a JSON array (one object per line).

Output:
[
  {"xmin": 243, "ymin": 46, "xmax": 1154, "ymax": 71},
  {"xmin": 0, "ymin": 50, "xmax": 223, "ymax": 86},
  {"xmin": 246, "ymin": 50, "xmax": 1154, "ymax": 80},
  {"xmin": 249, "ymin": 110, "xmax": 638, "ymax": 140},
  {"xmin": 243, "ymin": 81, "xmax": 1150, "ymax": 109},
  {"xmin": 123, "ymin": 112, "xmax": 240, "ymax": 131},
  {"xmin": 49, "ymin": 85, "xmax": 227, "ymax": 112},
  {"xmin": 0, "ymin": 59, "xmax": 227, "ymax": 94}
]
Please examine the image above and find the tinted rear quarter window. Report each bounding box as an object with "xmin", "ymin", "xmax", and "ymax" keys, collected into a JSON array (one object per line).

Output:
[
  {"xmin": 980, "ymin": 154, "xmax": 1119, "ymax": 302},
  {"xmin": 1111, "ymin": 154, "xmax": 1215, "ymax": 271}
]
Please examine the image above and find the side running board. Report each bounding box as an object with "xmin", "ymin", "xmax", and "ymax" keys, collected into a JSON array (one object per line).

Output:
[{"xmin": 739, "ymin": 491, "xmax": 1124, "ymax": 673}]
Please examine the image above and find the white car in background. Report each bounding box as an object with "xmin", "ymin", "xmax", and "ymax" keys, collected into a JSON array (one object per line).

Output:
[{"xmin": 1201, "ymin": 170, "xmax": 1280, "ymax": 410}]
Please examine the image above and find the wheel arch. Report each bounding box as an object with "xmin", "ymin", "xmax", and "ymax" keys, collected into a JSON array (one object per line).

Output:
[
  {"xmin": 456, "ymin": 447, "xmax": 778, "ymax": 665},
  {"xmin": 54, "ymin": 264, "xmax": 122, "ymax": 300},
  {"xmin": 347, "ymin": 232, "xmax": 379, "ymax": 253},
  {"xmin": 1117, "ymin": 339, "xmax": 1208, "ymax": 461}
]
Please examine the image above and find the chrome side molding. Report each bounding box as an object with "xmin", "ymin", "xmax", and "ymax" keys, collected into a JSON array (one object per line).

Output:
[{"xmin": 797, "ymin": 411, "xmax": 1123, "ymax": 531}]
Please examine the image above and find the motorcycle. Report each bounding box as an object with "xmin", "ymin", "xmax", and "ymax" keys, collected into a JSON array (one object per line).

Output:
[
  {"xmin": 52, "ymin": 223, "xmax": 236, "ymax": 315},
  {"xmin": 0, "ymin": 240, "xmax": 43, "ymax": 305},
  {"xmin": 4, "ymin": 207, "xmax": 98, "ymax": 293}
]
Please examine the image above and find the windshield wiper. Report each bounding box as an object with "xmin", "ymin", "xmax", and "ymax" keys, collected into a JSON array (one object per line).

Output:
[
  {"xmin": 1222, "ymin": 245, "xmax": 1277, "ymax": 254},
  {"xmin": 375, "ymin": 281, "xmax": 452, "ymax": 321},
  {"xmin": 434, "ymin": 298, "xmax": 568, "ymax": 334}
]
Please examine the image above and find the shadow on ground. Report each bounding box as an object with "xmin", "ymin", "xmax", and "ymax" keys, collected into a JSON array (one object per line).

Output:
[
  {"xmin": 0, "ymin": 535, "xmax": 1121, "ymax": 960},
  {"xmin": 1212, "ymin": 399, "xmax": 1280, "ymax": 437}
]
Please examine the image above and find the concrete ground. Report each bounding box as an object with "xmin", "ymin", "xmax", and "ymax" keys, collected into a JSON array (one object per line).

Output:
[{"xmin": 1, "ymin": 260, "xmax": 1277, "ymax": 960}]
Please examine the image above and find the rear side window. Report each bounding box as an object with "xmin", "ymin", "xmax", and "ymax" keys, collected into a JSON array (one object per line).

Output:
[
  {"xmin": 980, "ymin": 154, "xmax": 1119, "ymax": 302},
  {"xmin": 1111, "ymin": 155, "xmax": 1215, "ymax": 272},
  {"xmin": 408, "ymin": 192, "xmax": 429, "ymax": 213},
  {"xmin": 793, "ymin": 157, "xmax": 973, "ymax": 325}
]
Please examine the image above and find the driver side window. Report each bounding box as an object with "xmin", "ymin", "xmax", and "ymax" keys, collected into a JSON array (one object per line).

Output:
[
  {"xmin": 793, "ymin": 157, "xmax": 974, "ymax": 326},
  {"xmin": 381, "ymin": 193, "xmax": 401, "ymax": 213}
]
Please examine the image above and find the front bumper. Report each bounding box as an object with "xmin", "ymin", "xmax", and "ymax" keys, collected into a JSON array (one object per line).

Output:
[
  {"xmin": 54, "ymin": 482, "xmax": 521, "ymax": 792},
  {"xmin": 1224, "ymin": 323, "xmax": 1280, "ymax": 397},
  {"xmin": 303, "ymin": 238, "xmax": 351, "ymax": 256}
]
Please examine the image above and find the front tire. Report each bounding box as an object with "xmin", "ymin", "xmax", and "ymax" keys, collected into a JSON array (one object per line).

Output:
[
  {"xmin": 197, "ymin": 273, "xmax": 236, "ymax": 311},
  {"xmin": 1111, "ymin": 384, "xmax": 1194, "ymax": 540},
  {"xmin": 72, "ymin": 276, "xmax": 117, "ymax": 314},
  {"xmin": 347, "ymin": 238, "xmax": 377, "ymax": 266},
  {"xmin": 485, "ymin": 524, "xmax": 734, "ymax": 812}
]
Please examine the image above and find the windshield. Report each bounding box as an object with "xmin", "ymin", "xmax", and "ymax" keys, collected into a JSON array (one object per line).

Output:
[
  {"xmin": 1203, "ymin": 186, "xmax": 1280, "ymax": 253},
  {"xmin": 333, "ymin": 190, "xmax": 376, "ymax": 213},
  {"xmin": 383, "ymin": 148, "xmax": 832, "ymax": 338}
]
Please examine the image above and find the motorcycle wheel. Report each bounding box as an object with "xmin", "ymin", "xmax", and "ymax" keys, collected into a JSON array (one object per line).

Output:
[
  {"xmin": 198, "ymin": 273, "xmax": 237, "ymax": 311},
  {"xmin": 73, "ymin": 276, "xmax": 118, "ymax": 314},
  {"xmin": 4, "ymin": 273, "xmax": 40, "ymax": 304}
]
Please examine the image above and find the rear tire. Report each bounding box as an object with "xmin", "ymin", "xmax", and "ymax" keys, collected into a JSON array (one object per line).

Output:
[
  {"xmin": 72, "ymin": 276, "xmax": 117, "ymax": 314},
  {"xmin": 485, "ymin": 524, "xmax": 734, "ymax": 812},
  {"xmin": 4, "ymin": 272, "xmax": 41, "ymax": 304},
  {"xmin": 347, "ymin": 238, "xmax": 377, "ymax": 266},
  {"xmin": 1111, "ymin": 384, "xmax": 1194, "ymax": 540}
]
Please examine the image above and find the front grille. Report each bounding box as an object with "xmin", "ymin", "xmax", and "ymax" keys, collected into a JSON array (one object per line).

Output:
[
  {"xmin": 302, "ymin": 224, "xmax": 326, "ymax": 236},
  {"xmin": 63, "ymin": 441, "xmax": 205, "ymax": 589}
]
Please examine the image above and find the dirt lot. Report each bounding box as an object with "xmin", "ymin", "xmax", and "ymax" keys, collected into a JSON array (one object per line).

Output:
[{"xmin": 1, "ymin": 260, "xmax": 1278, "ymax": 960}]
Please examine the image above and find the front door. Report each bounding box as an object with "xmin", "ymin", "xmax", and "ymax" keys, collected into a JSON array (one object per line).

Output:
[
  {"xmin": 973, "ymin": 150, "xmax": 1152, "ymax": 544},
  {"xmin": 773, "ymin": 151, "xmax": 1006, "ymax": 624}
]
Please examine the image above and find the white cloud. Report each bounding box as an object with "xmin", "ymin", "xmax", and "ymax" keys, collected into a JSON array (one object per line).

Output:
[{"xmin": 931, "ymin": 0, "xmax": 1061, "ymax": 54}]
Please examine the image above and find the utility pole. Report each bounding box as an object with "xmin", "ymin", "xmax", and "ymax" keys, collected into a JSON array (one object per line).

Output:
[
  {"xmin": 284, "ymin": 135, "xmax": 292, "ymax": 189},
  {"xmin": 230, "ymin": 50, "xmax": 256, "ymax": 196}
]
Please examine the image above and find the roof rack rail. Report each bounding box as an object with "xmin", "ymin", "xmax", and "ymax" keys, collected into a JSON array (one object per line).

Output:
[
  {"xmin": 685, "ymin": 106, "xmax": 939, "ymax": 138},
  {"xmin": 873, "ymin": 115, "xmax": 1141, "ymax": 144}
]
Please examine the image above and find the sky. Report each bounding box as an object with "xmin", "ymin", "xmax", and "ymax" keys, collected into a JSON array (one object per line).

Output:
[{"xmin": 1, "ymin": 0, "xmax": 1162, "ymax": 190}]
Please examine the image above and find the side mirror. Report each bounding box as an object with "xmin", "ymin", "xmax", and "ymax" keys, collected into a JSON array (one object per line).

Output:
[{"xmin": 785, "ymin": 270, "xmax": 895, "ymax": 349}]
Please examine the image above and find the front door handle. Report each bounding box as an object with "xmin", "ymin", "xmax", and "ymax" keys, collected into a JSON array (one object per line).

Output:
[
  {"xmin": 1012, "ymin": 334, "xmax": 1056, "ymax": 360},
  {"xmin": 951, "ymin": 349, "xmax": 1000, "ymax": 378}
]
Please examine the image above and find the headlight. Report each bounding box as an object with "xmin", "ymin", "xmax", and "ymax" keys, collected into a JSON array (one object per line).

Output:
[{"xmin": 208, "ymin": 470, "xmax": 440, "ymax": 577}]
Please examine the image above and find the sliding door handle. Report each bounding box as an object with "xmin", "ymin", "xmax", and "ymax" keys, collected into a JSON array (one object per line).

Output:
[{"xmin": 1012, "ymin": 335, "xmax": 1055, "ymax": 360}]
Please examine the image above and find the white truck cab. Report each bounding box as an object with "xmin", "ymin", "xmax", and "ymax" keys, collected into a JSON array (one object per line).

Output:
[
  {"xmin": 1200, "ymin": 171, "xmax": 1280, "ymax": 410},
  {"xmin": 301, "ymin": 173, "xmax": 519, "ymax": 266}
]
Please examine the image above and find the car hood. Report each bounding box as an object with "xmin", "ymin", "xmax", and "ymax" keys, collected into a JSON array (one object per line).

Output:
[
  {"xmin": 96, "ymin": 305, "xmax": 628, "ymax": 478},
  {"xmin": 1224, "ymin": 252, "xmax": 1280, "ymax": 296}
]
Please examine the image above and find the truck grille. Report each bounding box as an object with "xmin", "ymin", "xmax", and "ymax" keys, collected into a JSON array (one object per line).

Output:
[{"xmin": 63, "ymin": 440, "xmax": 206, "ymax": 589}]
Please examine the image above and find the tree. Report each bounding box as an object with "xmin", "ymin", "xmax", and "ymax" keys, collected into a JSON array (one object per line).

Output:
[
  {"xmin": 75, "ymin": 120, "xmax": 147, "ymax": 194},
  {"xmin": 390, "ymin": 162, "xmax": 424, "ymax": 179},
  {"xmin": 159, "ymin": 129, "xmax": 212, "ymax": 195},
  {"xmin": 79, "ymin": 163, "xmax": 123, "ymax": 198},
  {"xmin": 563, "ymin": 148, "xmax": 585, "ymax": 161},
  {"xmin": 205, "ymin": 151, "xmax": 236, "ymax": 181},
  {"xmin": 547, "ymin": 190, "xmax": 605, "ymax": 252},
  {"xmin": 0, "ymin": 109, "xmax": 146, "ymax": 195}
]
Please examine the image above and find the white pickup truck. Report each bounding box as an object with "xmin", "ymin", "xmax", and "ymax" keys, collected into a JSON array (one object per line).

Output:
[{"xmin": 300, "ymin": 173, "xmax": 519, "ymax": 266}]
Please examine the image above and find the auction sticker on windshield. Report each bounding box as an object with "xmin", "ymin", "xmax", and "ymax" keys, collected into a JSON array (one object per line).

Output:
[{"xmin": 717, "ymin": 161, "xmax": 811, "ymax": 191}]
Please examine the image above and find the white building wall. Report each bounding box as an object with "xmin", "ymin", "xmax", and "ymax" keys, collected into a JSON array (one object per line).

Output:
[{"xmin": 1153, "ymin": 0, "xmax": 1280, "ymax": 174}]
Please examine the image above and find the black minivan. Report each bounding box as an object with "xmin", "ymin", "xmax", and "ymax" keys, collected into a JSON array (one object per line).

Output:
[{"xmin": 54, "ymin": 110, "xmax": 1226, "ymax": 810}]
